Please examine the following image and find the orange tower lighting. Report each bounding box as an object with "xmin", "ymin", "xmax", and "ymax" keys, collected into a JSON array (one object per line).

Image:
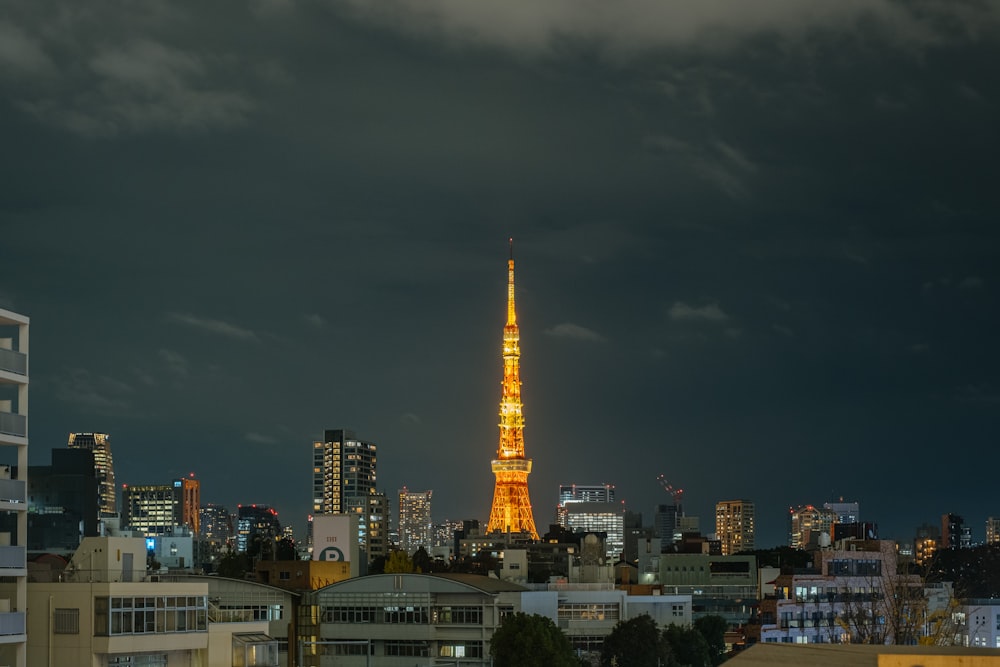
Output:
[{"xmin": 486, "ymin": 238, "xmax": 539, "ymax": 539}]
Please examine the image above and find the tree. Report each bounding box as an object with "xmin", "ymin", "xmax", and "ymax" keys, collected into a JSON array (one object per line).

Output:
[
  {"xmin": 490, "ymin": 612, "xmax": 579, "ymax": 667},
  {"xmin": 275, "ymin": 537, "xmax": 297, "ymax": 561},
  {"xmin": 664, "ymin": 624, "xmax": 711, "ymax": 667},
  {"xmin": 601, "ymin": 614, "xmax": 673, "ymax": 667},
  {"xmin": 412, "ymin": 546, "xmax": 433, "ymax": 572},
  {"xmin": 216, "ymin": 547, "xmax": 248, "ymax": 579},
  {"xmin": 384, "ymin": 549, "xmax": 417, "ymax": 573},
  {"xmin": 693, "ymin": 615, "xmax": 728, "ymax": 665}
]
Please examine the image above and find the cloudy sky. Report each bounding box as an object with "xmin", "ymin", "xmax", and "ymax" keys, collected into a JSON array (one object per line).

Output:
[{"xmin": 1, "ymin": 0, "xmax": 998, "ymax": 548}]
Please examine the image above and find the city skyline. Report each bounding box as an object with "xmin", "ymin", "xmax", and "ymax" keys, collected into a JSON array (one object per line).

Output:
[{"xmin": 1, "ymin": 2, "xmax": 998, "ymax": 549}]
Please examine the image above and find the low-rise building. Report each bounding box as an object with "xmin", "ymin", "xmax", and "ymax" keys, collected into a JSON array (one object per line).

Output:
[
  {"xmin": 17, "ymin": 536, "xmax": 296, "ymax": 667},
  {"xmin": 754, "ymin": 539, "xmax": 924, "ymax": 645}
]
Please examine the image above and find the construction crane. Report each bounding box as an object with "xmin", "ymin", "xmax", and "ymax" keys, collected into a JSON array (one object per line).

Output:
[{"xmin": 656, "ymin": 474, "xmax": 684, "ymax": 505}]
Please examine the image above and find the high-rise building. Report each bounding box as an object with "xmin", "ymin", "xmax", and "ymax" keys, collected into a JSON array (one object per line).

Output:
[
  {"xmin": 0, "ymin": 307, "xmax": 29, "ymax": 667},
  {"xmin": 788, "ymin": 505, "xmax": 837, "ymax": 549},
  {"xmin": 26, "ymin": 448, "xmax": 99, "ymax": 549},
  {"xmin": 557, "ymin": 483, "xmax": 615, "ymax": 527},
  {"xmin": 199, "ymin": 503, "xmax": 234, "ymax": 543},
  {"xmin": 564, "ymin": 501, "xmax": 625, "ymax": 562},
  {"xmin": 486, "ymin": 241, "xmax": 539, "ymax": 539},
  {"xmin": 398, "ymin": 487, "xmax": 432, "ymax": 555},
  {"xmin": 716, "ymin": 499, "xmax": 755, "ymax": 555},
  {"xmin": 941, "ymin": 513, "xmax": 971, "ymax": 550},
  {"xmin": 236, "ymin": 504, "xmax": 281, "ymax": 553},
  {"xmin": 312, "ymin": 429, "xmax": 386, "ymax": 562},
  {"xmin": 121, "ymin": 478, "xmax": 200, "ymax": 536},
  {"xmin": 559, "ymin": 484, "xmax": 615, "ymax": 504},
  {"xmin": 68, "ymin": 432, "xmax": 117, "ymax": 520},
  {"xmin": 987, "ymin": 517, "xmax": 1000, "ymax": 545}
]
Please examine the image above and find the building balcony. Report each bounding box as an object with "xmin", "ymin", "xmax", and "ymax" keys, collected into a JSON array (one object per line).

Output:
[
  {"xmin": 0, "ymin": 478, "xmax": 26, "ymax": 509},
  {"xmin": 0, "ymin": 546, "xmax": 25, "ymax": 574},
  {"xmin": 0, "ymin": 411, "xmax": 25, "ymax": 438},
  {"xmin": 0, "ymin": 348, "xmax": 27, "ymax": 379},
  {"xmin": 0, "ymin": 611, "xmax": 25, "ymax": 643}
]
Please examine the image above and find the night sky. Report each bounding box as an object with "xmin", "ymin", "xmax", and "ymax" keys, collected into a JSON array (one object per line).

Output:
[{"xmin": 1, "ymin": 0, "xmax": 998, "ymax": 549}]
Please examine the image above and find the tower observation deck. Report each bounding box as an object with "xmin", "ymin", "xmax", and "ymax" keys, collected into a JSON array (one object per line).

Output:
[{"xmin": 486, "ymin": 239, "xmax": 539, "ymax": 539}]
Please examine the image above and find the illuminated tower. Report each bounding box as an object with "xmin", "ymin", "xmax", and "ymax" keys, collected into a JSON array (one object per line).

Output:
[{"xmin": 486, "ymin": 240, "xmax": 539, "ymax": 539}]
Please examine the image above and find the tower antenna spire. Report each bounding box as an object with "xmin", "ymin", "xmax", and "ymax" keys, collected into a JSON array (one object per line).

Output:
[{"xmin": 487, "ymin": 240, "xmax": 538, "ymax": 539}]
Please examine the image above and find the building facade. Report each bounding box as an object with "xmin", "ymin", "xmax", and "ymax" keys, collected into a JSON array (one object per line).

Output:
[
  {"xmin": 121, "ymin": 478, "xmax": 201, "ymax": 537},
  {"xmin": 26, "ymin": 447, "xmax": 99, "ymax": 550},
  {"xmin": 755, "ymin": 539, "xmax": 924, "ymax": 645},
  {"xmin": 789, "ymin": 505, "xmax": 838, "ymax": 549},
  {"xmin": 987, "ymin": 517, "xmax": 1000, "ymax": 545},
  {"xmin": 0, "ymin": 307, "xmax": 29, "ymax": 667},
  {"xmin": 67, "ymin": 432, "xmax": 117, "ymax": 520},
  {"xmin": 397, "ymin": 487, "xmax": 432, "ymax": 555},
  {"xmin": 823, "ymin": 500, "xmax": 859, "ymax": 525},
  {"xmin": 563, "ymin": 501, "xmax": 625, "ymax": 563},
  {"xmin": 715, "ymin": 499, "xmax": 755, "ymax": 555},
  {"xmin": 298, "ymin": 572, "xmax": 692, "ymax": 667},
  {"xmin": 236, "ymin": 504, "xmax": 282, "ymax": 554},
  {"xmin": 312, "ymin": 429, "xmax": 386, "ymax": 563},
  {"xmin": 20, "ymin": 537, "xmax": 293, "ymax": 667}
]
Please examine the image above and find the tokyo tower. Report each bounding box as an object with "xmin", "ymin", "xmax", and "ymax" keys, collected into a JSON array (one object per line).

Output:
[{"xmin": 486, "ymin": 239, "xmax": 539, "ymax": 539}]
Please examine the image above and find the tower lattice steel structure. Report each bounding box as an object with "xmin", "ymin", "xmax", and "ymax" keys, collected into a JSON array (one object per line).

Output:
[{"xmin": 486, "ymin": 240, "xmax": 539, "ymax": 539}]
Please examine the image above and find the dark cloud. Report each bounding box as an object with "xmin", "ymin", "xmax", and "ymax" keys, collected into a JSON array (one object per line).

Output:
[{"xmin": 1, "ymin": 0, "xmax": 998, "ymax": 547}]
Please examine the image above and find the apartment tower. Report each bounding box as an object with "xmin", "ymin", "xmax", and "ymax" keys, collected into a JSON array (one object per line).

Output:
[{"xmin": 715, "ymin": 499, "xmax": 756, "ymax": 556}]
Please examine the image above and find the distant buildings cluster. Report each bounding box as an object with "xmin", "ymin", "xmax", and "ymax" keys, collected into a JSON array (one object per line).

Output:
[{"xmin": 2, "ymin": 250, "xmax": 998, "ymax": 666}]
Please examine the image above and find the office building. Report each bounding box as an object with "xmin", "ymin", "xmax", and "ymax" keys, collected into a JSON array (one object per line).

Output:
[
  {"xmin": 26, "ymin": 448, "xmax": 99, "ymax": 550},
  {"xmin": 398, "ymin": 487, "xmax": 433, "ymax": 555},
  {"xmin": 312, "ymin": 428, "xmax": 387, "ymax": 563},
  {"xmin": 121, "ymin": 478, "xmax": 200, "ymax": 537},
  {"xmin": 564, "ymin": 501, "xmax": 625, "ymax": 563},
  {"xmin": 0, "ymin": 307, "xmax": 29, "ymax": 667},
  {"xmin": 823, "ymin": 499, "xmax": 859, "ymax": 525},
  {"xmin": 235, "ymin": 504, "xmax": 281, "ymax": 553},
  {"xmin": 789, "ymin": 505, "xmax": 838, "ymax": 549},
  {"xmin": 715, "ymin": 499, "xmax": 755, "ymax": 555},
  {"xmin": 67, "ymin": 432, "xmax": 117, "ymax": 520},
  {"xmin": 485, "ymin": 243, "xmax": 539, "ymax": 539},
  {"xmin": 557, "ymin": 483, "xmax": 615, "ymax": 527},
  {"xmin": 559, "ymin": 483, "xmax": 615, "ymax": 505}
]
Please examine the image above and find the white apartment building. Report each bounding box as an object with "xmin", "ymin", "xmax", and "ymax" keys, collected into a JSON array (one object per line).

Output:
[
  {"xmin": 756, "ymin": 540, "xmax": 924, "ymax": 645},
  {"xmin": 0, "ymin": 307, "xmax": 28, "ymax": 667}
]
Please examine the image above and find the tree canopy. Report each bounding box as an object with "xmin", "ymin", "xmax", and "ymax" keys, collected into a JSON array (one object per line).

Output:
[
  {"xmin": 601, "ymin": 614, "xmax": 673, "ymax": 667},
  {"xmin": 490, "ymin": 612, "xmax": 579, "ymax": 667}
]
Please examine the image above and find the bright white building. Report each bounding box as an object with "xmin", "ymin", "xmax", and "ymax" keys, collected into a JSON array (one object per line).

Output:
[
  {"xmin": 564, "ymin": 501, "xmax": 625, "ymax": 563},
  {"xmin": 0, "ymin": 307, "xmax": 28, "ymax": 667},
  {"xmin": 757, "ymin": 539, "xmax": 924, "ymax": 645}
]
